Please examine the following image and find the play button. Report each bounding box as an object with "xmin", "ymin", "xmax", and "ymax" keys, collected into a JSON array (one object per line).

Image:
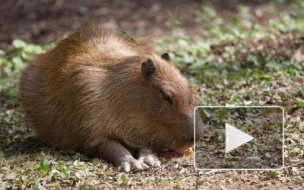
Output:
[{"xmin": 225, "ymin": 123, "xmax": 254, "ymax": 153}]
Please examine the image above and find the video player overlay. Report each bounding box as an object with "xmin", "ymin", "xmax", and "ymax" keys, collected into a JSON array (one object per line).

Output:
[{"xmin": 195, "ymin": 106, "xmax": 284, "ymax": 170}]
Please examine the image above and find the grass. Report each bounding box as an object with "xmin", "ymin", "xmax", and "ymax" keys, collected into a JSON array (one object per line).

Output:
[{"xmin": 1, "ymin": 0, "xmax": 304, "ymax": 189}]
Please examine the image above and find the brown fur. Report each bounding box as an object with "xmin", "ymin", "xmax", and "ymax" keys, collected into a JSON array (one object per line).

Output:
[{"xmin": 20, "ymin": 25, "xmax": 204, "ymax": 169}]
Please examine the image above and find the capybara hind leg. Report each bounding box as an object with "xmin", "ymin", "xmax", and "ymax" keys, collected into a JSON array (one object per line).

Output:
[
  {"xmin": 99, "ymin": 140, "xmax": 148, "ymax": 172},
  {"xmin": 138, "ymin": 147, "xmax": 161, "ymax": 167}
]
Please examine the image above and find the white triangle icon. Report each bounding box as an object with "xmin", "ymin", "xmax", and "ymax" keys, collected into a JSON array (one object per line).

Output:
[{"xmin": 225, "ymin": 123, "xmax": 254, "ymax": 153}]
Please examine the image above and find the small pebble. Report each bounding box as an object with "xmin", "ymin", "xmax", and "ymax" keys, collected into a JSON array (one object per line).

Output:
[{"xmin": 265, "ymin": 152, "xmax": 271, "ymax": 158}]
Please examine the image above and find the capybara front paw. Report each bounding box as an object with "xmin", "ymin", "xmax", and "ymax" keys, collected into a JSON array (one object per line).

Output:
[
  {"xmin": 118, "ymin": 156, "xmax": 149, "ymax": 172},
  {"xmin": 138, "ymin": 148, "xmax": 161, "ymax": 167}
]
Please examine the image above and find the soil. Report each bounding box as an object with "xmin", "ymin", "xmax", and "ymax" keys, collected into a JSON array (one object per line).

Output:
[{"xmin": 0, "ymin": 0, "xmax": 279, "ymax": 50}]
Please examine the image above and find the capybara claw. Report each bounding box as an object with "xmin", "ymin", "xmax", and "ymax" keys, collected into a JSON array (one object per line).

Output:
[
  {"xmin": 119, "ymin": 157, "xmax": 149, "ymax": 172},
  {"xmin": 138, "ymin": 148, "xmax": 161, "ymax": 167}
]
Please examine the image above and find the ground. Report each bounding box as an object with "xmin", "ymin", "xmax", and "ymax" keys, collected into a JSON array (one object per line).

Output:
[{"xmin": 0, "ymin": 0, "xmax": 304, "ymax": 189}]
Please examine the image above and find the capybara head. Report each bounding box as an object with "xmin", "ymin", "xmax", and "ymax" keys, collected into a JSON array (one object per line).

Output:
[{"xmin": 105, "ymin": 53, "xmax": 204, "ymax": 154}]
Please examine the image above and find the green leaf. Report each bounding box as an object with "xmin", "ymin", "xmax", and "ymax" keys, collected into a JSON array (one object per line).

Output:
[
  {"xmin": 39, "ymin": 159, "xmax": 50, "ymax": 172},
  {"xmin": 238, "ymin": 5, "xmax": 250, "ymax": 18},
  {"xmin": 295, "ymin": 98, "xmax": 304, "ymax": 107},
  {"xmin": 244, "ymin": 100, "xmax": 252, "ymax": 106},
  {"xmin": 0, "ymin": 58, "xmax": 7, "ymax": 66},
  {"xmin": 202, "ymin": 109, "xmax": 212, "ymax": 118},
  {"xmin": 21, "ymin": 51, "xmax": 30, "ymax": 60},
  {"xmin": 13, "ymin": 39, "xmax": 27, "ymax": 48},
  {"xmin": 178, "ymin": 39, "xmax": 188, "ymax": 48},
  {"xmin": 6, "ymin": 172, "xmax": 17, "ymax": 179},
  {"xmin": 266, "ymin": 170, "xmax": 277, "ymax": 179},
  {"xmin": 24, "ymin": 44, "xmax": 41, "ymax": 54},
  {"xmin": 9, "ymin": 48, "xmax": 20, "ymax": 56},
  {"xmin": 121, "ymin": 174, "xmax": 128, "ymax": 184},
  {"xmin": 12, "ymin": 57, "xmax": 26, "ymax": 70},
  {"xmin": 264, "ymin": 125, "xmax": 275, "ymax": 131},
  {"xmin": 58, "ymin": 163, "xmax": 67, "ymax": 176},
  {"xmin": 289, "ymin": 146, "xmax": 302, "ymax": 158},
  {"xmin": 219, "ymin": 109, "xmax": 228, "ymax": 122},
  {"xmin": 115, "ymin": 29, "xmax": 136, "ymax": 43},
  {"xmin": 0, "ymin": 49, "xmax": 5, "ymax": 56},
  {"xmin": 260, "ymin": 76, "xmax": 272, "ymax": 82},
  {"xmin": 92, "ymin": 158, "xmax": 100, "ymax": 166}
]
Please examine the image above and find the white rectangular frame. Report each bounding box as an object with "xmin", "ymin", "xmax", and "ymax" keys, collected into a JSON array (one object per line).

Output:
[{"xmin": 194, "ymin": 106, "xmax": 284, "ymax": 171}]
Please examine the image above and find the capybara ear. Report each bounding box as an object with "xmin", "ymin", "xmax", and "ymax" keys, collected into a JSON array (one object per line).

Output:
[
  {"xmin": 141, "ymin": 58, "xmax": 157, "ymax": 77},
  {"xmin": 161, "ymin": 53, "xmax": 171, "ymax": 62}
]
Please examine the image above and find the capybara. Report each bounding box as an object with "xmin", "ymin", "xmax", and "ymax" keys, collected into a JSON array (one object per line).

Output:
[{"xmin": 20, "ymin": 25, "xmax": 204, "ymax": 172}]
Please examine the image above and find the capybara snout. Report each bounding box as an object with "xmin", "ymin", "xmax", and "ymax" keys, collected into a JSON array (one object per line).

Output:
[{"xmin": 20, "ymin": 25, "xmax": 204, "ymax": 172}]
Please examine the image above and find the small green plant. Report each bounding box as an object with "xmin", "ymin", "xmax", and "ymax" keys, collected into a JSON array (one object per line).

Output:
[
  {"xmin": 39, "ymin": 159, "xmax": 51, "ymax": 176},
  {"xmin": 265, "ymin": 170, "xmax": 277, "ymax": 180}
]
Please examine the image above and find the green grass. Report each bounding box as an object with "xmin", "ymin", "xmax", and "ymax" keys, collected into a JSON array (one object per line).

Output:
[{"xmin": 1, "ymin": 0, "xmax": 304, "ymax": 189}]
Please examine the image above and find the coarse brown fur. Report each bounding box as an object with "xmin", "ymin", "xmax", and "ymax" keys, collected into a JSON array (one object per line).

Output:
[{"xmin": 20, "ymin": 25, "xmax": 204, "ymax": 170}]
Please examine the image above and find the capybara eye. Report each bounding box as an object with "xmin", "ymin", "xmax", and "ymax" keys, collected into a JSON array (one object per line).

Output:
[{"xmin": 160, "ymin": 90, "xmax": 172, "ymax": 104}]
